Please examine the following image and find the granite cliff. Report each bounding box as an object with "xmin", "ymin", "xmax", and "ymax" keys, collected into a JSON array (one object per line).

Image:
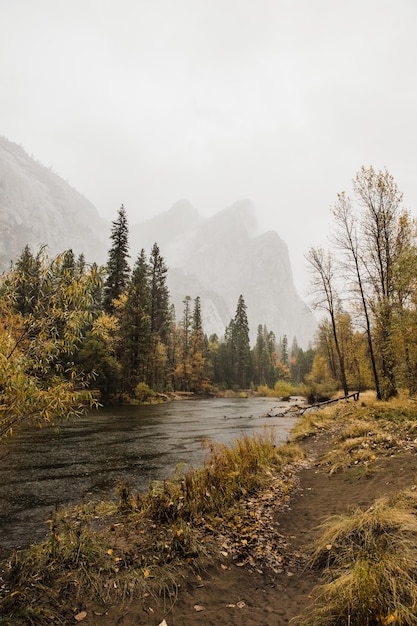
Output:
[
  {"xmin": 131, "ymin": 200, "xmax": 316, "ymax": 345},
  {"xmin": 0, "ymin": 137, "xmax": 316, "ymax": 345}
]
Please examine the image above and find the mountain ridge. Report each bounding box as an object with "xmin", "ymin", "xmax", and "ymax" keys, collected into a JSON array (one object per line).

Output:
[{"xmin": 0, "ymin": 136, "xmax": 316, "ymax": 345}]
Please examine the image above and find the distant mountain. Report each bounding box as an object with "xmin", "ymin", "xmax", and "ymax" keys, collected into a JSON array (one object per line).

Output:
[
  {"xmin": 0, "ymin": 136, "xmax": 108, "ymax": 268},
  {"xmin": 0, "ymin": 136, "xmax": 316, "ymax": 346},
  {"xmin": 131, "ymin": 200, "xmax": 316, "ymax": 346}
]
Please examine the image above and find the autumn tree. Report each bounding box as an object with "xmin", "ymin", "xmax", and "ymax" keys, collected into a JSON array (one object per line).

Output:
[
  {"xmin": 306, "ymin": 246, "xmax": 349, "ymax": 396},
  {"xmin": 174, "ymin": 296, "xmax": 193, "ymax": 391},
  {"xmin": 0, "ymin": 249, "xmax": 101, "ymax": 438},
  {"xmin": 189, "ymin": 296, "xmax": 208, "ymax": 392},
  {"xmin": 332, "ymin": 167, "xmax": 413, "ymax": 399}
]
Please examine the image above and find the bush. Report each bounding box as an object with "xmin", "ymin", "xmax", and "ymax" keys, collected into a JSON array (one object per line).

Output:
[{"xmin": 134, "ymin": 382, "xmax": 156, "ymax": 403}]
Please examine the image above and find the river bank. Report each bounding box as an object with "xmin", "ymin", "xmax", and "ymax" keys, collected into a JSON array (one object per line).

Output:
[
  {"xmin": 0, "ymin": 397, "xmax": 298, "ymax": 557},
  {"xmin": 2, "ymin": 394, "xmax": 417, "ymax": 625}
]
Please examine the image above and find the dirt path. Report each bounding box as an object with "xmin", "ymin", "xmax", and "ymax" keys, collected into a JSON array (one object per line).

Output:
[{"xmin": 88, "ymin": 436, "xmax": 417, "ymax": 626}]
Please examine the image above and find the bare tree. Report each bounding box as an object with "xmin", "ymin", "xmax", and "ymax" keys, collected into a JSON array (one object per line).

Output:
[
  {"xmin": 306, "ymin": 246, "xmax": 349, "ymax": 396},
  {"xmin": 331, "ymin": 192, "xmax": 382, "ymax": 399},
  {"xmin": 332, "ymin": 167, "xmax": 410, "ymax": 399}
]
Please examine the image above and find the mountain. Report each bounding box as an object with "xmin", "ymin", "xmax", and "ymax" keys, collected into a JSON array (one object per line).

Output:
[
  {"xmin": 0, "ymin": 136, "xmax": 108, "ymax": 268},
  {"xmin": 131, "ymin": 200, "xmax": 316, "ymax": 346},
  {"xmin": 0, "ymin": 137, "xmax": 316, "ymax": 346}
]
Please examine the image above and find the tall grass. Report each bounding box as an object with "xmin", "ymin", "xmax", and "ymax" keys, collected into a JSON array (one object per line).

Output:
[
  {"xmin": 143, "ymin": 430, "xmax": 303, "ymax": 522},
  {"xmin": 298, "ymin": 490, "xmax": 417, "ymax": 626},
  {"xmin": 2, "ymin": 429, "xmax": 305, "ymax": 623}
]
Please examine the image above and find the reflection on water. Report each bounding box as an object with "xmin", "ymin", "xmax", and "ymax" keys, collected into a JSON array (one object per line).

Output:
[{"xmin": 0, "ymin": 397, "xmax": 300, "ymax": 554}]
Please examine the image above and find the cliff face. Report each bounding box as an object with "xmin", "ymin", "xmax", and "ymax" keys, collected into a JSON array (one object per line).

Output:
[
  {"xmin": 131, "ymin": 200, "xmax": 316, "ymax": 346},
  {"xmin": 0, "ymin": 136, "xmax": 108, "ymax": 268},
  {"xmin": 0, "ymin": 137, "xmax": 316, "ymax": 346}
]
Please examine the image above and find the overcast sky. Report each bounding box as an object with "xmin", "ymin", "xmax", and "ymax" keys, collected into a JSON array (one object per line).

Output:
[{"xmin": 1, "ymin": 0, "xmax": 417, "ymax": 295}]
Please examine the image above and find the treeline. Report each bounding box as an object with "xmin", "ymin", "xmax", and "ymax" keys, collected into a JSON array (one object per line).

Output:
[
  {"xmin": 0, "ymin": 206, "xmax": 313, "ymax": 436},
  {"xmin": 306, "ymin": 166, "xmax": 417, "ymax": 400},
  {"xmin": 4, "ymin": 164, "xmax": 412, "ymax": 438},
  {"xmin": 71, "ymin": 205, "xmax": 313, "ymax": 398}
]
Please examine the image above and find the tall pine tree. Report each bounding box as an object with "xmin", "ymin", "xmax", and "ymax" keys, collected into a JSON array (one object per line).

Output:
[
  {"xmin": 120, "ymin": 249, "xmax": 151, "ymax": 392},
  {"xmin": 147, "ymin": 243, "xmax": 170, "ymax": 389},
  {"xmin": 232, "ymin": 294, "xmax": 251, "ymax": 388},
  {"xmin": 103, "ymin": 205, "xmax": 130, "ymax": 313}
]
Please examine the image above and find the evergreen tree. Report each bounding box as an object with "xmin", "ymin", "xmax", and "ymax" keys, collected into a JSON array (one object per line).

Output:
[
  {"xmin": 13, "ymin": 244, "xmax": 42, "ymax": 316},
  {"xmin": 149, "ymin": 243, "xmax": 170, "ymax": 341},
  {"xmin": 280, "ymin": 335, "xmax": 288, "ymax": 366},
  {"xmin": 147, "ymin": 243, "xmax": 170, "ymax": 388},
  {"xmin": 232, "ymin": 295, "xmax": 251, "ymax": 388},
  {"xmin": 120, "ymin": 249, "xmax": 151, "ymax": 392},
  {"xmin": 103, "ymin": 204, "xmax": 130, "ymax": 313},
  {"xmin": 190, "ymin": 296, "xmax": 208, "ymax": 392},
  {"xmin": 252, "ymin": 324, "xmax": 277, "ymax": 387}
]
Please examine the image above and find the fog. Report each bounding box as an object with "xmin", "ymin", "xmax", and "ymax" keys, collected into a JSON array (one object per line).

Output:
[{"xmin": 1, "ymin": 0, "xmax": 417, "ymax": 294}]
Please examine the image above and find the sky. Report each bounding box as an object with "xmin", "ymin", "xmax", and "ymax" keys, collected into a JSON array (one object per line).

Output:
[{"xmin": 1, "ymin": 0, "xmax": 417, "ymax": 296}]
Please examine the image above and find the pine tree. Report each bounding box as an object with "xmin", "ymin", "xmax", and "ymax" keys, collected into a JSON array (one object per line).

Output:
[
  {"xmin": 232, "ymin": 295, "xmax": 251, "ymax": 389},
  {"xmin": 13, "ymin": 244, "xmax": 42, "ymax": 316},
  {"xmin": 252, "ymin": 324, "xmax": 277, "ymax": 387},
  {"xmin": 120, "ymin": 249, "xmax": 151, "ymax": 392},
  {"xmin": 147, "ymin": 243, "xmax": 170, "ymax": 388},
  {"xmin": 103, "ymin": 205, "xmax": 130, "ymax": 313},
  {"xmin": 190, "ymin": 296, "xmax": 207, "ymax": 392},
  {"xmin": 149, "ymin": 243, "xmax": 170, "ymax": 341}
]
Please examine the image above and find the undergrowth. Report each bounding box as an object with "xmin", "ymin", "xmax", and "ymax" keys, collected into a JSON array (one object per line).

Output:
[
  {"xmin": 3, "ymin": 394, "xmax": 417, "ymax": 624},
  {"xmin": 1, "ymin": 429, "xmax": 304, "ymax": 624},
  {"xmin": 292, "ymin": 393, "xmax": 417, "ymax": 474}
]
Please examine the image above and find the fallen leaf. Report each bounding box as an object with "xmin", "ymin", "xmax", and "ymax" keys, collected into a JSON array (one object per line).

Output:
[
  {"xmin": 226, "ymin": 603, "xmax": 236, "ymax": 608},
  {"xmin": 158, "ymin": 620, "xmax": 168, "ymax": 626},
  {"xmin": 237, "ymin": 600, "xmax": 246, "ymax": 609},
  {"xmin": 221, "ymin": 564, "xmax": 228, "ymax": 570},
  {"xmin": 144, "ymin": 568, "xmax": 150, "ymax": 578},
  {"xmin": 194, "ymin": 604, "xmax": 205, "ymax": 612},
  {"xmin": 74, "ymin": 611, "xmax": 87, "ymax": 621}
]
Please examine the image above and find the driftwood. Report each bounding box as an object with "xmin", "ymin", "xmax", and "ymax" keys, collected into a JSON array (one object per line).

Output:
[{"xmin": 266, "ymin": 392, "xmax": 360, "ymax": 418}]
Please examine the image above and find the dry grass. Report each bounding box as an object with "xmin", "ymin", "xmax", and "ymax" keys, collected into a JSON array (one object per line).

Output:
[
  {"xmin": 1, "ymin": 430, "xmax": 305, "ymax": 624},
  {"xmin": 3, "ymin": 394, "xmax": 417, "ymax": 624},
  {"xmin": 291, "ymin": 394, "xmax": 417, "ymax": 475},
  {"xmin": 298, "ymin": 490, "xmax": 417, "ymax": 626}
]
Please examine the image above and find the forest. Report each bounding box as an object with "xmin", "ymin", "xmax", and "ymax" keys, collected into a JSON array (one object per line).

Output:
[{"xmin": 1, "ymin": 165, "xmax": 417, "ymax": 438}]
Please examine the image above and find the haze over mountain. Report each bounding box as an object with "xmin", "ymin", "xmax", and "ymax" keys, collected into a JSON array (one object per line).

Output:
[
  {"xmin": 0, "ymin": 136, "xmax": 316, "ymax": 345},
  {"xmin": 0, "ymin": 136, "xmax": 109, "ymax": 269}
]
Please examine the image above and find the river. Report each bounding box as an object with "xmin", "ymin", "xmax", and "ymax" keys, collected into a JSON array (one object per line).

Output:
[{"xmin": 0, "ymin": 397, "xmax": 301, "ymax": 556}]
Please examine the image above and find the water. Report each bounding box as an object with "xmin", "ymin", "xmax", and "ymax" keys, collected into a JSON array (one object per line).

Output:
[{"xmin": 0, "ymin": 397, "xmax": 301, "ymax": 555}]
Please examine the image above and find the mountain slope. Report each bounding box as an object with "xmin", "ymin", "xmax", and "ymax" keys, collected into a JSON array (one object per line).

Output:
[
  {"xmin": 0, "ymin": 136, "xmax": 108, "ymax": 268},
  {"xmin": 0, "ymin": 137, "xmax": 316, "ymax": 346},
  {"xmin": 132, "ymin": 199, "xmax": 316, "ymax": 346}
]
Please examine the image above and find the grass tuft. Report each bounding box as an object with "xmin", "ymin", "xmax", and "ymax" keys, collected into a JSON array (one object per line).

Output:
[{"xmin": 298, "ymin": 491, "xmax": 417, "ymax": 626}]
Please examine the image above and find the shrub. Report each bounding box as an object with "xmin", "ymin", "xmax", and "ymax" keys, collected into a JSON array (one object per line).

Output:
[
  {"xmin": 298, "ymin": 492, "xmax": 417, "ymax": 626},
  {"xmin": 134, "ymin": 382, "xmax": 156, "ymax": 403}
]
